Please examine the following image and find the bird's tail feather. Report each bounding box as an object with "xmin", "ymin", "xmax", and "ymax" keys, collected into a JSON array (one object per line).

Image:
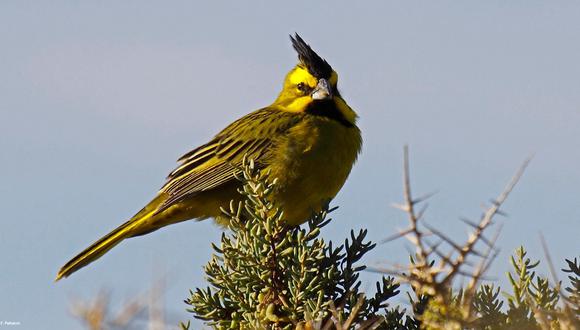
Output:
[{"xmin": 55, "ymin": 218, "xmax": 143, "ymax": 281}]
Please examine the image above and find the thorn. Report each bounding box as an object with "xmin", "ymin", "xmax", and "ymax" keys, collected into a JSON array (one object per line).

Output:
[
  {"xmin": 391, "ymin": 203, "xmax": 409, "ymax": 212},
  {"xmin": 459, "ymin": 217, "xmax": 480, "ymax": 229},
  {"xmin": 427, "ymin": 242, "xmax": 455, "ymax": 266},
  {"xmin": 423, "ymin": 223, "xmax": 463, "ymax": 253},
  {"xmin": 477, "ymin": 234, "xmax": 495, "ymax": 248},
  {"xmin": 412, "ymin": 191, "xmax": 438, "ymax": 205},
  {"xmin": 494, "ymin": 209, "xmax": 509, "ymax": 217},
  {"xmin": 425, "ymin": 240, "xmax": 443, "ymax": 255},
  {"xmin": 416, "ymin": 203, "xmax": 429, "ymax": 222},
  {"xmin": 380, "ymin": 228, "xmax": 414, "ymax": 244},
  {"xmin": 469, "ymin": 248, "xmax": 486, "ymax": 258}
]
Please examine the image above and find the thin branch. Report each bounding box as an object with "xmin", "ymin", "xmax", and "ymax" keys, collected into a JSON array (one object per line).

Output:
[{"xmin": 441, "ymin": 157, "xmax": 531, "ymax": 286}]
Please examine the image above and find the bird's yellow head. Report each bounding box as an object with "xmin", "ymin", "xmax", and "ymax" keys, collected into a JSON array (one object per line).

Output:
[{"xmin": 274, "ymin": 34, "xmax": 358, "ymax": 127}]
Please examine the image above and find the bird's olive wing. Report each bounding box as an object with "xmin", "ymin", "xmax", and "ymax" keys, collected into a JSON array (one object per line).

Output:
[{"xmin": 157, "ymin": 108, "xmax": 300, "ymax": 209}]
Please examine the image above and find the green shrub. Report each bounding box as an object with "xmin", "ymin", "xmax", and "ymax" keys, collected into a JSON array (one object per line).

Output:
[{"xmin": 182, "ymin": 153, "xmax": 579, "ymax": 330}]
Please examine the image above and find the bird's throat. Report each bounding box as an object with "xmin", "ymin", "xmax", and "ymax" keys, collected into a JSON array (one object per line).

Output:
[{"xmin": 304, "ymin": 99, "xmax": 355, "ymax": 127}]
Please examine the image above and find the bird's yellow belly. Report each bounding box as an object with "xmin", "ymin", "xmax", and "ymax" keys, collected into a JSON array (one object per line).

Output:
[{"xmin": 268, "ymin": 119, "xmax": 361, "ymax": 225}]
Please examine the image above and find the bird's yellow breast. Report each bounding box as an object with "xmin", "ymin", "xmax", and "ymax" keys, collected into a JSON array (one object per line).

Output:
[{"xmin": 266, "ymin": 115, "xmax": 361, "ymax": 225}]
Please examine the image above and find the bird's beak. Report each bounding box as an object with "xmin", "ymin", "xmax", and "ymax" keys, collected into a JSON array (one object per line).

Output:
[{"xmin": 311, "ymin": 78, "xmax": 332, "ymax": 100}]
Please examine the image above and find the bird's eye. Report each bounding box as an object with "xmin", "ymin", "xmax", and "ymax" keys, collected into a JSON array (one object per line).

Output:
[{"xmin": 297, "ymin": 82, "xmax": 307, "ymax": 92}]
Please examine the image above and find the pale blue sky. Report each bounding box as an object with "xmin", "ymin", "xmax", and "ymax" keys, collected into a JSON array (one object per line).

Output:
[{"xmin": 1, "ymin": 2, "xmax": 579, "ymax": 329}]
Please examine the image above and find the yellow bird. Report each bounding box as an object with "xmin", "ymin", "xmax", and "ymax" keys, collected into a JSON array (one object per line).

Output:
[{"xmin": 56, "ymin": 34, "xmax": 362, "ymax": 281}]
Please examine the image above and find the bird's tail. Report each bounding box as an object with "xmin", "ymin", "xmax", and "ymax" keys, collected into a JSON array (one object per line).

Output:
[{"xmin": 55, "ymin": 218, "xmax": 142, "ymax": 281}]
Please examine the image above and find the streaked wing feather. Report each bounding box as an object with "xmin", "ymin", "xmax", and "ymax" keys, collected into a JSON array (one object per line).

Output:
[{"xmin": 157, "ymin": 108, "xmax": 300, "ymax": 211}]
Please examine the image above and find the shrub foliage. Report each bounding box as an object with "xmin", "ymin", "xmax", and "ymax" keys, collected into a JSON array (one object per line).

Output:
[{"xmin": 181, "ymin": 156, "xmax": 579, "ymax": 330}]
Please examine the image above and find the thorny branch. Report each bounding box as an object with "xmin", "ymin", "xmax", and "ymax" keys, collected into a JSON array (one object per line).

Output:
[{"xmin": 384, "ymin": 146, "xmax": 530, "ymax": 327}]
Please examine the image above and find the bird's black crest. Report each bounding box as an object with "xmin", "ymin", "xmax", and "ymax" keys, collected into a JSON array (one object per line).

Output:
[{"xmin": 290, "ymin": 33, "xmax": 333, "ymax": 80}]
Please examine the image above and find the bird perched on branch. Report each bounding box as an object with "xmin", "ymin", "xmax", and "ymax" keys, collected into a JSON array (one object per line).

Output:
[{"xmin": 56, "ymin": 33, "xmax": 362, "ymax": 281}]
